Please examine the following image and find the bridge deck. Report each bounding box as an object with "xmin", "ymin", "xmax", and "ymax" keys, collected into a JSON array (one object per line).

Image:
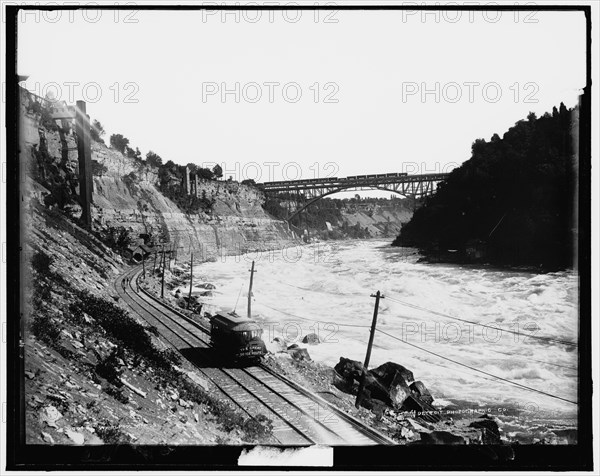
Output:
[{"xmin": 258, "ymin": 172, "xmax": 450, "ymax": 192}]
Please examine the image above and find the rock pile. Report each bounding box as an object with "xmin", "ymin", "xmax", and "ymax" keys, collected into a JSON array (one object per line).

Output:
[
  {"xmin": 266, "ymin": 338, "xmax": 313, "ymax": 362},
  {"xmin": 333, "ymin": 357, "xmax": 436, "ymax": 415}
]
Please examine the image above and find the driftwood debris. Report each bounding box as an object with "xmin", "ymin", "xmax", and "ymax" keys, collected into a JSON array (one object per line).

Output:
[{"xmin": 120, "ymin": 377, "xmax": 147, "ymax": 398}]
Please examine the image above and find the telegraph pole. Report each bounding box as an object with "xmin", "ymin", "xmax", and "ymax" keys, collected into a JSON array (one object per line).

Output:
[
  {"xmin": 355, "ymin": 290, "xmax": 384, "ymax": 409},
  {"xmin": 247, "ymin": 260, "xmax": 256, "ymax": 318},
  {"xmin": 74, "ymin": 101, "xmax": 93, "ymax": 229},
  {"xmin": 142, "ymin": 251, "xmax": 146, "ymax": 279},
  {"xmin": 160, "ymin": 244, "xmax": 166, "ymax": 299},
  {"xmin": 187, "ymin": 253, "xmax": 194, "ymax": 310}
]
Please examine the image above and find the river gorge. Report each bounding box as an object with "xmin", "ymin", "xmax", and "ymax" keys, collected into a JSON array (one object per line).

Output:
[{"xmin": 184, "ymin": 239, "xmax": 579, "ymax": 439}]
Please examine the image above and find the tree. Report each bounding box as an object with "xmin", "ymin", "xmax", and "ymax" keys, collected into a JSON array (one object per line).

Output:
[
  {"xmin": 197, "ymin": 168, "xmax": 214, "ymax": 180},
  {"xmin": 127, "ymin": 146, "xmax": 142, "ymax": 161},
  {"xmin": 105, "ymin": 226, "xmax": 133, "ymax": 251},
  {"xmin": 186, "ymin": 163, "xmax": 198, "ymax": 174},
  {"xmin": 110, "ymin": 134, "xmax": 129, "ymax": 153},
  {"xmin": 91, "ymin": 119, "xmax": 105, "ymax": 143},
  {"xmin": 241, "ymin": 179, "xmax": 256, "ymax": 186},
  {"xmin": 212, "ymin": 164, "xmax": 223, "ymax": 179},
  {"xmin": 394, "ymin": 104, "xmax": 576, "ymax": 269},
  {"xmin": 146, "ymin": 151, "xmax": 163, "ymax": 168}
]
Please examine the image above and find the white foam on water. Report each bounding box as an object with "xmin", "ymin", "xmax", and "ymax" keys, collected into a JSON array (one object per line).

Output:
[{"xmin": 197, "ymin": 240, "xmax": 579, "ymax": 423}]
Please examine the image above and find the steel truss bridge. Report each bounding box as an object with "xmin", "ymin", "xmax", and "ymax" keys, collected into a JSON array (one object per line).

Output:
[{"xmin": 258, "ymin": 172, "xmax": 450, "ymax": 221}]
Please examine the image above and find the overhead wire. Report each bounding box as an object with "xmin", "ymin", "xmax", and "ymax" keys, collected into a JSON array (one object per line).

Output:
[
  {"xmin": 257, "ymin": 300, "xmax": 578, "ymax": 402},
  {"xmin": 374, "ymin": 327, "xmax": 577, "ymax": 405},
  {"xmin": 384, "ymin": 294, "xmax": 578, "ymax": 347}
]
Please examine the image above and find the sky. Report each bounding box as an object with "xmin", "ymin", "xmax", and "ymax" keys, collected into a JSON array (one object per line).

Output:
[{"xmin": 16, "ymin": 6, "xmax": 586, "ymax": 197}]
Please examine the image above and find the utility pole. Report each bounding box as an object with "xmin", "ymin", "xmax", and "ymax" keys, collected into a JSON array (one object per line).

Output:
[
  {"xmin": 160, "ymin": 244, "xmax": 166, "ymax": 299},
  {"xmin": 247, "ymin": 260, "xmax": 256, "ymax": 318},
  {"xmin": 142, "ymin": 251, "xmax": 146, "ymax": 279},
  {"xmin": 74, "ymin": 101, "xmax": 93, "ymax": 229},
  {"xmin": 187, "ymin": 253, "xmax": 194, "ymax": 310},
  {"xmin": 355, "ymin": 290, "xmax": 384, "ymax": 409}
]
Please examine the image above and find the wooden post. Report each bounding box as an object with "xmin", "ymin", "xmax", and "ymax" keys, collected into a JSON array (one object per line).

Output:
[
  {"xmin": 75, "ymin": 101, "xmax": 93, "ymax": 229},
  {"xmin": 247, "ymin": 260, "xmax": 256, "ymax": 318},
  {"xmin": 160, "ymin": 244, "xmax": 166, "ymax": 299},
  {"xmin": 187, "ymin": 253, "xmax": 194, "ymax": 310},
  {"xmin": 153, "ymin": 248, "xmax": 158, "ymax": 273},
  {"xmin": 355, "ymin": 291, "xmax": 384, "ymax": 409},
  {"xmin": 142, "ymin": 251, "xmax": 146, "ymax": 279}
]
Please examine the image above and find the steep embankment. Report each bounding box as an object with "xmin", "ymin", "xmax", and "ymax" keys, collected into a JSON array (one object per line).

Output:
[
  {"xmin": 338, "ymin": 200, "xmax": 415, "ymax": 237},
  {"xmin": 20, "ymin": 90, "xmax": 295, "ymax": 260},
  {"xmin": 19, "ymin": 90, "xmax": 276, "ymax": 445},
  {"xmin": 394, "ymin": 105, "xmax": 577, "ymax": 268},
  {"xmin": 273, "ymin": 197, "xmax": 416, "ymax": 241}
]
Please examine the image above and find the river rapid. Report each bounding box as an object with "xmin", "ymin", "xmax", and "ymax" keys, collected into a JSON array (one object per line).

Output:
[{"xmin": 185, "ymin": 239, "xmax": 579, "ymax": 436}]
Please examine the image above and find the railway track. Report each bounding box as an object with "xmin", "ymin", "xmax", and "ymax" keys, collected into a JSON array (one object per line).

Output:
[{"xmin": 114, "ymin": 267, "xmax": 395, "ymax": 446}]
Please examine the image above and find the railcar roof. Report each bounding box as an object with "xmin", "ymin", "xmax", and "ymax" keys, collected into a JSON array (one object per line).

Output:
[{"xmin": 212, "ymin": 312, "xmax": 261, "ymax": 328}]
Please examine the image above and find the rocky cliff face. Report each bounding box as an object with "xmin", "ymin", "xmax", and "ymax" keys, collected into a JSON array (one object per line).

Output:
[
  {"xmin": 338, "ymin": 200, "xmax": 415, "ymax": 238},
  {"xmin": 20, "ymin": 89, "xmax": 295, "ymax": 259}
]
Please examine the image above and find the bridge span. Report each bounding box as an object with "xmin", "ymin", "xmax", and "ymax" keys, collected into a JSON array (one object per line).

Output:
[{"xmin": 258, "ymin": 172, "xmax": 450, "ymax": 221}]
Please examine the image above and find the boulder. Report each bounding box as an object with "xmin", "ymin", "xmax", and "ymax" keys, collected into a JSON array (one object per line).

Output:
[
  {"xmin": 302, "ymin": 333, "xmax": 320, "ymax": 345},
  {"xmin": 402, "ymin": 394, "xmax": 427, "ymax": 412},
  {"xmin": 333, "ymin": 358, "xmax": 391, "ymax": 406},
  {"xmin": 39, "ymin": 405, "xmax": 62, "ymax": 428},
  {"xmin": 287, "ymin": 347, "xmax": 311, "ymax": 361},
  {"xmin": 332, "ymin": 370, "xmax": 355, "ymax": 394},
  {"xmin": 265, "ymin": 337, "xmax": 287, "ymax": 354},
  {"xmin": 333, "ymin": 357, "xmax": 364, "ymax": 382},
  {"xmin": 371, "ymin": 362, "xmax": 414, "ymax": 387},
  {"xmin": 389, "ymin": 371, "xmax": 412, "ymax": 408},
  {"xmin": 410, "ymin": 380, "xmax": 434, "ymax": 405},
  {"xmin": 469, "ymin": 419, "xmax": 501, "ymax": 445}
]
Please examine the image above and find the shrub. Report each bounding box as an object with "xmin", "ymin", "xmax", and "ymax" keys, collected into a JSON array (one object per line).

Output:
[
  {"xmin": 30, "ymin": 313, "xmax": 61, "ymax": 345},
  {"xmin": 95, "ymin": 349, "xmax": 125, "ymax": 385},
  {"xmin": 95, "ymin": 419, "xmax": 131, "ymax": 444},
  {"xmin": 109, "ymin": 134, "xmax": 129, "ymax": 153},
  {"xmin": 104, "ymin": 384, "xmax": 129, "ymax": 404},
  {"xmin": 32, "ymin": 250, "xmax": 52, "ymax": 276},
  {"xmin": 91, "ymin": 120, "xmax": 106, "ymax": 144},
  {"xmin": 92, "ymin": 160, "xmax": 108, "ymax": 176}
]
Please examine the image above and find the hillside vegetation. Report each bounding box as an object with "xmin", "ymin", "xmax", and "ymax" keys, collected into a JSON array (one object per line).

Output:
[{"xmin": 393, "ymin": 104, "xmax": 577, "ymax": 269}]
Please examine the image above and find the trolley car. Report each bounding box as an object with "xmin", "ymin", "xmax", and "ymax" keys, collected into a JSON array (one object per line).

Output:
[{"xmin": 210, "ymin": 312, "xmax": 267, "ymax": 361}]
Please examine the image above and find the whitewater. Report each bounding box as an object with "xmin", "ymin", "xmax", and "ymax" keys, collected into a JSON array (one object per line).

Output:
[{"xmin": 186, "ymin": 239, "xmax": 579, "ymax": 430}]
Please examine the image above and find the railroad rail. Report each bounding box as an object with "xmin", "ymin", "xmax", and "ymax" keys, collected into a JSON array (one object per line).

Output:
[{"xmin": 115, "ymin": 267, "xmax": 395, "ymax": 446}]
